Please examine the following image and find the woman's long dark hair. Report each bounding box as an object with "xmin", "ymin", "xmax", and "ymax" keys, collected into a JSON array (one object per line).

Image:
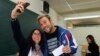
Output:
[
  {"xmin": 86, "ymin": 35, "xmax": 96, "ymax": 44},
  {"xmin": 28, "ymin": 28, "xmax": 45, "ymax": 53}
]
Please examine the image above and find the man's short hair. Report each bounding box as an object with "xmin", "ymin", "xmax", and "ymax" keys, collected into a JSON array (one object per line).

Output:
[{"xmin": 37, "ymin": 15, "xmax": 51, "ymax": 22}]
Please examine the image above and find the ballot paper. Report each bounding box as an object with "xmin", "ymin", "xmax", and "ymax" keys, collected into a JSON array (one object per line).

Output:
[{"xmin": 52, "ymin": 45, "xmax": 64, "ymax": 56}]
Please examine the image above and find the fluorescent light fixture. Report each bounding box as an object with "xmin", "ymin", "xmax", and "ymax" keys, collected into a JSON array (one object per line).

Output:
[{"xmin": 64, "ymin": 15, "xmax": 100, "ymax": 20}]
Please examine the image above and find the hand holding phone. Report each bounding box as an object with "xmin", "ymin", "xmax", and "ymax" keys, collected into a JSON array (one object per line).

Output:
[{"xmin": 17, "ymin": 2, "xmax": 30, "ymax": 13}]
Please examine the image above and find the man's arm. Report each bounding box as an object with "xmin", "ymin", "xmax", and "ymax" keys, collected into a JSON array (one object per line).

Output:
[{"xmin": 62, "ymin": 31, "xmax": 78, "ymax": 54}]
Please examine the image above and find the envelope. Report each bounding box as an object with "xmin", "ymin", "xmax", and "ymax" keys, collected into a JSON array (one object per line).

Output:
[{"xmin": 52, "ymin": 45, "xmax": 64, "ymax": 56}]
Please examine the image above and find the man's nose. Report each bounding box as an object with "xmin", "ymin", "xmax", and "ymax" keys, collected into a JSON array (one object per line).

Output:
[{"xmin": 42, "ymin": 24, "xmax": 46, "ymax": 28}]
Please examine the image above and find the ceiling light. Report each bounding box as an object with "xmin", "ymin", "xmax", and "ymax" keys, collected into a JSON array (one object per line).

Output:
[{"xmin": 64, "ymin": 15, "xmax": 100, "ymax": 20}]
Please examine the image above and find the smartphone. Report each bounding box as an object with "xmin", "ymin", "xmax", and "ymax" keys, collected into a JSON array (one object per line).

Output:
[
  {"xmin": 17, "ymin": 2, "xmax": 30, "ymax": 13},
  {"xmin": 23, "ymin": 2, "xmax": 30, "ymax": 8}
]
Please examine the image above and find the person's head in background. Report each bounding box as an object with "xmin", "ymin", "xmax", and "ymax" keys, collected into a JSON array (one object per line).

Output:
[
  {"xmin": 86, "ymin": 35, "xmax": 96, "ymax": 44},
  {"xmin": 37, "ymin": 15, "xmax": 56, "ymax": 34},
  {"xmin": 28, "ymin": 28, "xmax": 44, "ymax": 50}
]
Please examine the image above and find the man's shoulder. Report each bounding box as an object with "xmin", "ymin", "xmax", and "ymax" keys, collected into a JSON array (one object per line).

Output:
[{"xmin": 56, "ymin": 26, "xmax": 69, "ymax": 32}]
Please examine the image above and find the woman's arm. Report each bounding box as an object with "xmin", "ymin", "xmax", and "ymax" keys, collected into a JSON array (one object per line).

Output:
[
  {"xmin": 10, "ymin": 3, "xmax": 29, "ymax": 51},
  {"xmin": 11, "ymin": 19, "xmax": 28, "ymax": 51}
]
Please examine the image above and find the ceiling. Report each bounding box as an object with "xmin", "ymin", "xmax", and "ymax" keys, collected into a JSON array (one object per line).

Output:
[{"xmin": 46, "ymin": 0, "xmax": 100, "ymax": 27}]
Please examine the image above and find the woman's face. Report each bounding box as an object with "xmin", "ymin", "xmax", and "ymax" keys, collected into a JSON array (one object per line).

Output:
[
  {"xmin": 87, "ymin": 37, "xmax": 91, "ymax": 43},
  {"xmin": 32, "ymin": 30, "xmax": 41, "ymax": 44}
]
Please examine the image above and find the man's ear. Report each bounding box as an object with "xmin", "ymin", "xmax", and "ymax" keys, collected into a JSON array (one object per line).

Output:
[{"xmin": 50, "ymin": 19, "xmax": 54, "ymax": 25}]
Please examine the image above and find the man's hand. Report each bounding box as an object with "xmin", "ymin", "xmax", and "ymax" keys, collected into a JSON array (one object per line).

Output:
[
  {"xmin": 11, "ymin": 4, "xmax": 24, "ymax": 19},
  {"xmin": 62, "ymin": 45, "xmax": 71, "ymax": 54}
]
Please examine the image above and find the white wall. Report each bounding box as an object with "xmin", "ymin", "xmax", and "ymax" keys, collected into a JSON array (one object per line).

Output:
[
  {"xmin": 10, "ymin": 0, "xmax": 66, "ymax": 28},
  {"xmin": 70, "ymin": 25, "xmax": 100, "ymax": 46},
  {"xmin": 48, "ymin": 8, "xmax": 58, "ymax": 25},
  {"xmin": 58, "ymin": 15, "xmax": 67, "ymax": 29}
]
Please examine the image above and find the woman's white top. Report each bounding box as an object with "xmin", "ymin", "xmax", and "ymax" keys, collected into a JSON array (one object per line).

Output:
[
  {"xmin": 28, "ymin": 44, "xmax": 43, "ymax": 56},
  {"xmin": 28, "ymin": 47, "xmax": 43, "ymax": 56}
]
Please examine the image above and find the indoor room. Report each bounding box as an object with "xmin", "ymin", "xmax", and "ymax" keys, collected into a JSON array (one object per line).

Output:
[{"xmin": 0, "ymin": 0, "xmax": 100, "ymax": 56}]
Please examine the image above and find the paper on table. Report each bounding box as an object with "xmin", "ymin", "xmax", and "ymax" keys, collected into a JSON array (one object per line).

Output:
[{"xmin": 52, "ymin": 45, "xmax": 64, "ymax": 56}]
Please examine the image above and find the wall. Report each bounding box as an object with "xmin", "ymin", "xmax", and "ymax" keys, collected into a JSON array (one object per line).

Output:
[
  {"xmin": 10, "ymin": 0, "xmax": 44, "ymax": 15},
  {"xmin": 69, "ymin": 25, "xmax": 100, "ymax": 46},
  {"xmin": 57, "ymin": 15, "xmax": 67, "ymax": 29},
  {"xmin": 10, "ymin": 0, "xmax": 66, "ymax": 27},
  {"xmin": 48, "ymin": 8, "xmax": 58, "ymax": 25}
]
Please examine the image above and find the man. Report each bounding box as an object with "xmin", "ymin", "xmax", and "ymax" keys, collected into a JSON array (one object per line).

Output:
[{"xmin": 37, "ymin": 15, "xmax": 78, "ymax": 56}]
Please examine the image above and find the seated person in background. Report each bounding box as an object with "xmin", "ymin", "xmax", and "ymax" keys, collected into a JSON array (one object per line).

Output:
[
  {"xmin": 10, "ymin": 3, "xmax": 46, "ymax": 56},
  {"xmin": 86, "ymin": 35, "xmax": 99, "ymax": 56}
]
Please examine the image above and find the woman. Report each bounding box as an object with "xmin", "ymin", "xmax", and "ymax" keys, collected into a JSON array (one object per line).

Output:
[
  {"xmin": 11, "ymin": 19, "xmax": 45, "ymax": 56},
  {"xmin": 28, "ymin": 28, "xmax": 45, "ymax": 56},
  {"xmin": 10, "ymin": 3, "xmax": 45, "ymax": 56},
  {"xmin": 86, "ymin": 35, "xmax": 99, "ymax": 56}
]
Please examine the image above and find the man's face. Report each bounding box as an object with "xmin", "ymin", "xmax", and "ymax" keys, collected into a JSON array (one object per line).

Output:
[{"xmin": 39, "ymin": 17, "xmax": 53, "ymax": 33}]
